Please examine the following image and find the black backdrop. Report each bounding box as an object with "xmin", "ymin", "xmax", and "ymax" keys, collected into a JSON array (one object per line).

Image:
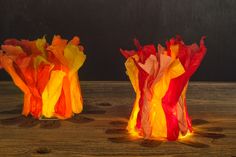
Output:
[{"xmin": 0, "ymin": 0, "xmax": 235, "ymax": 81}]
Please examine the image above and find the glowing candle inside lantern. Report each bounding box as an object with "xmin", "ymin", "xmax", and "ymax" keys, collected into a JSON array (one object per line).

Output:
[
  {"xmin": 0, "ymin": 35, "xmax": 86, "ymax": 119},
  {"xmin": 121, "ymin": 36, "xmax": 207, "ymax": 141}
]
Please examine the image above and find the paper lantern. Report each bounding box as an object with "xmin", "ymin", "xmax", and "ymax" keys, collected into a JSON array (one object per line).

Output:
[
  {"xmin": 0, "ymin": 35, "xmax": 86, "ymax": 119},
  {"xmin": 121, "ymin": 36, "xmax": 207, "ymax": 141}
]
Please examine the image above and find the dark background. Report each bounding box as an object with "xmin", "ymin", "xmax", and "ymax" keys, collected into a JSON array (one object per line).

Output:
[{"xmin": 0, "ymin": 0, "xmax": 235, "ymax": 81}]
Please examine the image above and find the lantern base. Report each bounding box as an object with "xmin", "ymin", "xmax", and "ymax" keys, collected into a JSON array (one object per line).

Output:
[{"xmin": 39, "ymin": 116, "xmax": 59, "ymax": 121}]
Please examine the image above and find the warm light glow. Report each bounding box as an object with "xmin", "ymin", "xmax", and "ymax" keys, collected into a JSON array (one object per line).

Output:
[
  {"xmin": 179, "ymin": 131, "xmax": 192, "ymax": 139},
  {"xmin": 121, "ymin": 36, "xmax": 207, "ymax": 141},
  {"xmin": 0, "ymin": 35, "xmax": 86, "ymax": 119}
]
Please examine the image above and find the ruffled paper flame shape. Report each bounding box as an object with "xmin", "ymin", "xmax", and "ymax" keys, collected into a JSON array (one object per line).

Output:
[
  {"xmin": 0, "ymin": 35, "xmax": 86, "ymax": 119},
  {"xmin": 121, "ymin": 36, "xmax": 207, "ymax": 141}
]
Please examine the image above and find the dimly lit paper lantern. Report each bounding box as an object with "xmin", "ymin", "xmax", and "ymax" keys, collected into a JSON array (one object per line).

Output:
[
  {"xmin": 0, "ymin": 35, "xmax": 86, "ymax": 119},
  {"xmin": 121, "ymin": 36, "xmax": 207, "ymax": 141}
]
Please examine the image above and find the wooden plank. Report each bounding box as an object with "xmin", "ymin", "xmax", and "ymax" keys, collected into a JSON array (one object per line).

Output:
[{"xmin": 0, "ymin": 81, "xmax": 235, "ymax": 156}]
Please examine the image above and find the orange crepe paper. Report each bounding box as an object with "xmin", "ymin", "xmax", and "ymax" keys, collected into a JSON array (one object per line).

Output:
[{"xmin": 0, "ymin": 35, "xmax": 86, "ymax": 119}]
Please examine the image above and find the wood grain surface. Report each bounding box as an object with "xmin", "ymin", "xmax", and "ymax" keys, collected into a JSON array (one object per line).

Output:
[{"xmin": 0, "ymin": 81, "xmax": 235, "ymax": 157}]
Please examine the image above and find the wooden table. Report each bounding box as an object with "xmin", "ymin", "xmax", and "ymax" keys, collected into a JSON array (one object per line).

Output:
[{"xmin": 0, "ymin": 81, "xmax": 235, "ymax": 157}]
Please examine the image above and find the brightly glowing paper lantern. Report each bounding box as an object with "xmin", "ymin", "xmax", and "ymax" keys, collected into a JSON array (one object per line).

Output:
[
  {"xmin": 0, "ymin": 35, "xmax": 86, "ymax": 119},
  {"xmin": 121, "ymin": 36, "xmax": 207, "ymax": 141}
]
